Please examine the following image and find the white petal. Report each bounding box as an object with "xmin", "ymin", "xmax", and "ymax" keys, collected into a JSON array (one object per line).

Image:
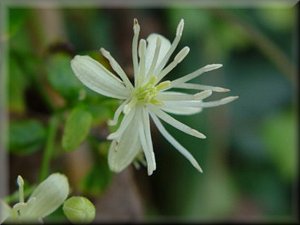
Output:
[
  {"xmin": 150, "ymin": 112, "xmax": 203, "ymax": 173},
  {"xmin": 149, "ymin": 106, "xmax": 206, "ymax": 139},
  {"xmin": 71, "ymin": 55, "xmax": 129, "ymax": 99},
  {"xmin": 156, "ymin": 46, "xmax": 190, "ymax": 82},
  {"xmin": 107, "ymin": 107, "xmax": 136, "ymax": 140},
  {"xmin": 108, "ymin": 108, "xmax": 142, "ymax": 173},
  {"xmin": 0, "ymin": 200, "xmax": 12, "ymax": 223},
  {"xmin": 168, "ymin": 64, "xmax": 223, "ymax": 88},
  {"xmin": 173, "ymin": 82, "xmax": 230, "ymax": 92},
  {"xmin": 161, "ymin": 104, "xmax": 202, "ymax": 115},
  {"xmin": 108, "ymin": 99, "xmax": 130, "ymax": 126},
  {"xmin": 133, "ymin": 19, "xmax": 140, "ymax": 85},
  {"xmin": 154, "ymin": 19, "xmax": 184, "ymax": 75},
  {"xmin": 138, "ymin": 108, "xmax": 156, "ymax": 175},
  {"xmin": 158, "ymin": 90, "xmax": 212, "ymax": 101},
  {"xmin": 145, "ymin": 34, "xmax": 171, "ymax": 76},
  {"xmin": 200, "ymin": 96, "xmax": 239, "ymax": 108},
  {"xmin": 100, "ymin": 48, "xmax": 133, "ymax": 89},
  {"xmin": 21, "ymin": 173, "xmax": 69, "ymax": 220}
]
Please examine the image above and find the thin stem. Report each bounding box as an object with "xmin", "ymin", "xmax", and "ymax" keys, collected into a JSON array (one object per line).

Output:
[
  {"xmin": 211, "ymin": 9, "xmax": 296, "ymax": 83},
  {"xmin": 39, "ymin": 115, "xmax": 59, "ymax": 182}
]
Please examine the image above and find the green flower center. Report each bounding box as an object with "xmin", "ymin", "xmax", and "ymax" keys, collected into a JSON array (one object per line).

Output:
[{"xmin": 124, "ymin": 76, "xmax": 170, "ymax": 114}]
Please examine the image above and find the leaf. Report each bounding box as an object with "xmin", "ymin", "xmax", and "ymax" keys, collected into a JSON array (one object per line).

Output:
[
  {"xmin": 8, "ymin": 58, "xmax": 28, "ymax": 113},
  {"xmin": 47, "ymin": 54, "xmax": 83, "ymax": 102},
  {"xmin": 62, "ymin": 107, "xmax": 92, "ymax": 151},
  {"xmin": 9, "ymin": 120, "xmax": 46, "ymax": 155}
]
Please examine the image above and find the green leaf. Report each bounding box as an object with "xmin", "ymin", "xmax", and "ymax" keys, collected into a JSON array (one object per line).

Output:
[
  {"xmin": 8, "ymin": 58, "xmax": 28, "ymax": 113},
  {"xmin": 62, "ymin": 107, "xmax": 92, "ymax": 151},
  {"xmin": 9, "ymin": 120, "xmax": 46, "ymax": 155},
  {"xmin": 47, "ymin": 54, "xmax": 83, "ymax": 102}
]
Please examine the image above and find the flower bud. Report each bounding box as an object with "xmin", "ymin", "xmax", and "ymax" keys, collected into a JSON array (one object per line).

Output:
[{"xmin": 63, "ymin": 196, "xmax": 95, "ymax": 224}]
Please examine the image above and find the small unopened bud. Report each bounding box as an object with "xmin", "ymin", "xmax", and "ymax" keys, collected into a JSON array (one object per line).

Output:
[{"xmin": 63, "ymin": 196, "xmax": 95, "ymax": 224}]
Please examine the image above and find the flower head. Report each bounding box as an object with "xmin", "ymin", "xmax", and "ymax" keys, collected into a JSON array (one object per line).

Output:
[
  {"xmin": 71, "ymin": 18, "xmax": 238, "ymax": 175},
  {"xmin": 1, "ymin": 173, "xmax": 69, "ymax": 223}
]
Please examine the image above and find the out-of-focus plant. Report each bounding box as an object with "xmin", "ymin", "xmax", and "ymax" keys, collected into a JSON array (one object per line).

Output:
[{"xmin": 0, "ymin": 173, "xmax": 95, "ymax": 224}]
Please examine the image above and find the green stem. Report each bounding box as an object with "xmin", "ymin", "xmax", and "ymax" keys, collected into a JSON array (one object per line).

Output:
[
  {"xmin": 39, "ymin": 115, "xmax": 59, "ymax": 181},
  {"xmin": 211, "ymin": 9, "xmax": 296, "ymax": 83}
]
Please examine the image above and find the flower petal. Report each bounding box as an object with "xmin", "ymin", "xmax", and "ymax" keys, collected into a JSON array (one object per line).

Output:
[
  {"xmin": 145, "ymin": 34, "xmax": 171, "ymax": 76},
  {"xmin": 138, "ymin": 108, "xmax": 156, "ymax": 175},
  {"xmin": 0, "ymin": 200, "xmax": 12, "ymax": 223},
  {"xmin": 108, "ymin": 108, "xmax": 142, "ymax": 173},
  {"xmin": 71, "ymin": 55, "xmax": 129, "ymax": 99},
  {"xmin": 149, "ymin": 106, "xmax": 206, "ymax": 139},
  {"xmin": 149, "ymin": 112, "xmax": 203, "ymax": 173},
  {"xmin": 21, "ymin": 173, "xmax": 69, "ymax": 220},
  {"xmin": 161, "ymin": 104, "xmax": 202, "ymax": 115}
]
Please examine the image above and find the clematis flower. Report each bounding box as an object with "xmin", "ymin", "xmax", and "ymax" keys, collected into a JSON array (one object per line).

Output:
[
  {"xmin": 0, "ymin": 173, "xmax": 69, "ymax": 223},
  {"xmin": 71, "ymin": 18, "xmax": 238, "ymax": 175}
]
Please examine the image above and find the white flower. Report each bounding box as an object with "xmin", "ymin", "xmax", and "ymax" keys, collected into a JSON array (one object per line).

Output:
[
  {"xmin": 71, "ymin": 18, "xmax": 238, "ymax": 175},
  {"xmin": 1, "ymin": 173, "xmax": 69, "ymax": 223}
]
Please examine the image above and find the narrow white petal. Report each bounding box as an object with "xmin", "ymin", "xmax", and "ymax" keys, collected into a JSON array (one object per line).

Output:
[
  {"xmin": 21, "ymin": 173, "xmax": 69, "ymax": 219},
  {"xmin": 100, "ymin": 48, "xmax": 133, "ymax": 89},
  {"xmin": 137, "ymin": 39, "xmax": 147, "ymax": 85},
  {"xmin": 138, "ymin": 108, "xmax": 156, "ymax": 175},
  {"xmin": 133, "ymin": 18, "xmax": 140, "ymax": 86},
  {"xmin": 172, "ymin": 82, "xmax": 230, "ymax": 92},
  {"xmin": 200, "ymin": 96, "xmax": 239, "ymax": 108},
  {"xmin": 161, "ymin": 105, "xmax": 202, "ymax": 115},
  {"xmin": 149, "ymin": 106, "xmax": 206, "ymax": 139},
  {"xmin": 108, "ymin": 99, "xmax": 130, "ymax": 126},
  {"xmin": 158, "ymin": 90, "xmax": 212, "ymax": 101},
  {"xmin": 158, "ymin": 91, "xmax": 194, "ymax": 101},
  {"xmin": 150, "ymin": 112, "xmax": 203, "ymax": 173},
  {"xmin": 145, "ymin": 34, "xmax": 171, "ymax": 77},
  {"xmin": 163, "ymin": 100, "xmax": 202, "ymax": 108},
  {"xmin": 108, "ymin": 108, "xmax": 142, "ymax": 173},
  {"xmin": 156, "ymin": 46, "xmax": 190, "ymax": 82},
  {"xmin": 169, "ymin": 64, "xmax": 223, "ymax": 88},
  {"xmin": 154, "ymin": 19, "xmax": 185, "ymax": 75},
  {"xmin": 145, "ymin": 36, "xmax": 161, "ymax": 77},
  {"xmin": 71, "ymin": 55, "xmax": 129, "ymax": 99},
  {"xmin": 107, "ymin": 107, "xmax": 136, "ymax": 140}
]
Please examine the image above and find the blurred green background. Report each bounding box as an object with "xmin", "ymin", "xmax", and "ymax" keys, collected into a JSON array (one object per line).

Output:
[{"xmin": 6, "ymin": 5, "xmax": 297, "ymax": 223}]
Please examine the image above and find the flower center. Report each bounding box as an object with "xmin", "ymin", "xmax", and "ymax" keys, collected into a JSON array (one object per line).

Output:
[{"xmin": 123, "ymin": 76, "xmax": 170, "ymax": 114}]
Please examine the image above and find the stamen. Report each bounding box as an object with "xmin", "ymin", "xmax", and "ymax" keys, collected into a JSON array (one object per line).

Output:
[
  {"xmin": 156, "ymin": 46, "xmax": 190, "ymax": 82},
  {"xmin": 100, "ymin": 48, "xmax": 133, "ymax": 89},
  {"xmin": 146, "ymin": 37, "xmax": 161, "ymax": 78},
  {"xmin": 132, "ymin": 18, "xmax": 140, "ymax": 86},
  {"xmin": 17, "ymin": 175, "xmax": 24, "ymax": 203},
  {"xmin": 154, "ymin": 19, "xmax": 185, "ymax": 75},
  {"xmin": 156, "ymin": 81, "xmax": 171, "ymax": 91}
]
